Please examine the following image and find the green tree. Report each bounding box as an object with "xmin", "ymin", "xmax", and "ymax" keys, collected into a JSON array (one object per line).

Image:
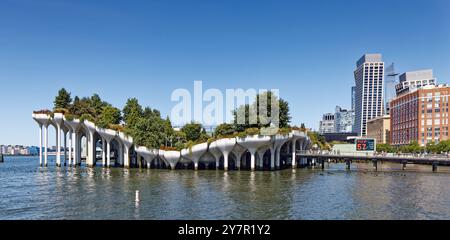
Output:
[
  {"xmin": 123, "ymin": 98, "xmax": 143, "ymax": 128},
  {"xmin": 54, "ymin": 88, "xmax": 72, "ymax": 109},
  {"xmin": 214, "ymin": 123, "xmax": 235, "ymax": 137},
  {"xmin": 232, "ymin": 91, "xmax": 291, "ymax": 131},
  {"xmin": 90, "ymin": 94, "xmax": 107, "ymax": 116},
  {"xmin": 376, "ymin": 143, "xmax": 395, "ymax": 153},
  {"xmin": 181, "ymin": 122, "xmax": 203, "ymax": 142},
  {"xmin": 132, "ymin": 116, "xmax": 167, "ymax": 148},
  {"xmin": 97, "ymin": 105, "xmax": 122, "ymax": 128},
  {"xmin": 69, "ymin": 96, "xmax": 95, "ymax": 117}
]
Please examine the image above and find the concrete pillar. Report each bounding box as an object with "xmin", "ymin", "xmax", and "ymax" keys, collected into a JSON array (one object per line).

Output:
[
  {"xmin": 44, "ymin": 124, "xmax": 48, "ymax": 167},
  {"xmin": 118, "ymin": 143, "xmax": 123, "ymax": 166},
  {"xmin": 63, "ymin": 130, "xmax": 67, "ymax": 166},
  {"xmin": 291, "ymin": 139, "xmax": 297, "ymax": 169},
  {"xmin": 270, "ymin": 147, "xmax": 275, "ymax": 170},
  {"xmin": 74, "ymin": 132, "xmax": 80, "ymax": 166},
  {"xmin": 124, "ymin": 146, "xmax": 130, "ymax": 168},
  {"xmin": 223, "ymin": 152, "xmax": 229, "ymax": 171},
  {"xmin": 56, "ymin": 124, "xmax": 61, "ymax": 167},
  {"xmin": 106, "ymin": 140, "xmax": 111, "ymax": 167},
  {"xmin": 38, "ymin": 124, "xmax": 43, "ymax": 166},
  {"xmin": 249, "ymin": 149, "xmax": 256, "ymax": 171},
  {"xmin": 68, "ymin": 130, "xmax": 72, "ymax": 166},
  {"xmin": 194, "ymin": 162, "xmax": 198, "ymax": 171},
  {"xmin": 87, "ymin": 131, "xmax": 95, "ymax": 167},
  {"xmin": 102, "ymin": 137, "xmax": 106, "ymax": 167},
  {"xmin": 275, "ymin": 148, "xmax": 281, "ymax": 169}
]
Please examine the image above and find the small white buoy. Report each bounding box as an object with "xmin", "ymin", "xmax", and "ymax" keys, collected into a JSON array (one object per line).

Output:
[
  {"xmin": 135, "ymin": 190, "xmax": 140, "ymax": 207},
  {"xmin": 135, "ymin": 190, "xmax": 140, "ymax": 202}
]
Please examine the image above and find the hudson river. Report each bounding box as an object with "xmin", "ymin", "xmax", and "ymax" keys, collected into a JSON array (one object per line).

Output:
[{"xmin": 1, "ymin": 156, "xmax": 450, "ymax": 219}]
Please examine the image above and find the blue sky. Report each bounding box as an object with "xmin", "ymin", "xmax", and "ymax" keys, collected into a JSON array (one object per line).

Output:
[{"xmin": 1, "ymin": 0, "xmax": 449, "ymax": 146}]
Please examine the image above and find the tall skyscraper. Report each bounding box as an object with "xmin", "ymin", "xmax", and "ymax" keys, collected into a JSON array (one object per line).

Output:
[
  {"xmin": 351, "ymin": 86, "xmax": 356, "ymax": 111},
  {"xmin": 384, "ymin": 63, "xmax": 398, "ymax": 115},
  {"xmin": 354, "ymin": 54, "xmax": 385, "ymax": 136}
]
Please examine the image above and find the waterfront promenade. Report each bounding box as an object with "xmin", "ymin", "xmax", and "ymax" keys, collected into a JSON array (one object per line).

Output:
[{"xmin": 296, "ymin": 150, "xmax": 450, "ymax": 172}]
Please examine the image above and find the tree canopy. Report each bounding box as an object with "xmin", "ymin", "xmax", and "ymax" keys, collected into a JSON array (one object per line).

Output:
[
  {"xmin": 54, "ymin": 88, "xmax": 72, "ymax": 109},
  {"xmin": 233, "ymin": 91, "xmax": 291, "ymax": 131}
]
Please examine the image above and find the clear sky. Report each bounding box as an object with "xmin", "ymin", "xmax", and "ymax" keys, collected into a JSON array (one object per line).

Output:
[{"xmin": 1, "ymin": 0, "xmax": 449, "ymax": 146}]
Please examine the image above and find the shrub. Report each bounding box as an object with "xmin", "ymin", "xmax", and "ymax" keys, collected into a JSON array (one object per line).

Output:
[
  {"xmin": 79, "ymin": 113, "xmax": 94, "ymax": 123},
  {"xmin": 33, "ymin": 109, "xmax": 52, "ymax": 115}
]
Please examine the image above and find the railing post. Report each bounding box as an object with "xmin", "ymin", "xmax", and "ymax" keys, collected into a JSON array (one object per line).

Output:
[
  {"xmin": 372, "ymin": 159, "xmax": 378, "ymax": 171},
  {"xmin": 432, "ymin": 162, "xmax": 438, "ymax": 172},
  {"xmin": 345, "ymin": 159, "xmax": 351, "ymax": 170}
]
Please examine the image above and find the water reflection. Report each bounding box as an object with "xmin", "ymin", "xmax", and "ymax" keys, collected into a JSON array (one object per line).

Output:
[{"xmin": 1, "ymin": 156, "xmax": 450, "ymax": 219}]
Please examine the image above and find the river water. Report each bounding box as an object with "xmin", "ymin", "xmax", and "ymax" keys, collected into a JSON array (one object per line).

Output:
[{"xmin": 1, "ymin": 156, "xmax": 450, "ymax": 220}]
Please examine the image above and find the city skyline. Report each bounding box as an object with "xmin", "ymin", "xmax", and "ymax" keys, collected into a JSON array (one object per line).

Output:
[{"xmin": 1, "ymin": 0, "xmax": 450, "ymax": 146}]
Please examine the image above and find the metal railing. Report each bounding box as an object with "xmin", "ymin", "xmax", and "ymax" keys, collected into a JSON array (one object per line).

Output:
[{"xmin": 297, "ymin": 150, "xmax": 450, "ymax": 159}]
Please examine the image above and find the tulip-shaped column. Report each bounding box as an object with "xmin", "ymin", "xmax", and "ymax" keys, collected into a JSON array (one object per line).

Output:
[
  {"xmin": 237, "ymin": 135, "xmax": 271, "ymax": 171},
  {"xmin": 84, "ymin": 121, "xmax": 98, "ymax": 167},
  {"xmin": 232, "ymin": 144, "xmax": 246, "ymax": 170},
  {"xmin": 272, "ymin": 134, "xmax": 289, "ymax": 170},
  {"xmin": 97, "ymin": 128, "xmax": 117, "ymax": 167},
  {"xmin": 215, "ymin": 138, "xmax": 236, "ymax": 171},
  {"xmin": 118, "ymin": 132, "xmax": 133, "ymax": 168},
  {"xmin": 209, "ymin": 141, "xmax": 222, "ymax": 170},
  {"xmin": 64, "ymin": 118, "xmax": 81, "ymax": 166},
  {"xmin": 180, "ymin": 142, "xmax": 208, "ymax": 170},
  {"xmin": 32, "ymin": 113, "xmax": 52, "ymax": 167},
  {"xmin": 52, "ymin": 113, "xmax": 65, "ymax": 167},
  {"xmin": 160, "ymin": 150, "xmax": 180, "ymax": 170},
  {"xmin": 290, "ymin": 130, "xmax": 304, "ymax": 169},
  {"xmin": 256, "ymin": 146, "xmax": 269, "ymax": 170},
  {"xmin": 135, "ymin": 146, "xmax": 157, "ymax": 169}
]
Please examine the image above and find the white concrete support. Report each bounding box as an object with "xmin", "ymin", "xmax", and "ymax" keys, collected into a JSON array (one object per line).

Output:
[
  {"xmin": 56, "ymin": 124, "xmax": 61, "ymax": 167},
  {"xmin": 250, "ymin": 150, "xmax": 256, "ymax": 171},
  {"xmin": 223, "ymin": 152, "xmax": 229, "ymax": 171},
  {"xmin": 209, "ymin": 142, "xmax": 222, "ymax": 170},
  {"xmin": 38, "ymin": 124, "xmax": 43, "ymax": 166},
  {"xmin": 118, "ymin": 143, "xmax": 123, "ymax": 166},
  {"xmin": 215, "ymin": 138, "xmax": 236, "ymax": 171},
  {"xmin": 291, "ymin": 139, "xmax": 297, "ymax": 169},
  {"xmin": 237, "ymin": 135, "xmax": 271, "ymax": 171},
  {"xmin": 256, "ymin": 147, "xmax": 268, "ymax": 170},
  {"xmin": 44, "ymin": 124, "xmax": 48, "ymax": 166},
  {"xmin": 63, "ymin": 130, "xmax": 67, "ymax": 166},
  {"xmin": 161, "ymin": 150, "xmax": 180, "ymax": 170},
  {"xmin": 194, "ymin": 162, "xmax": 198, "ymax": 170},
  {"xmin": 106, "ymin": 140, "xmax": 111, "ymax": 167},
  {"xmin": 87, "ymin": 131, "xmax": 95, "ymax": 167},
  {"xmin": 181, "ymin": 142, "xmax": 208, "ymax": 171},
  {"xmin": 123, "ymin": 146, "xmax": 130, "ymax": 167},
  {"xmin": 270, "ymin": 147, "xmax": 275, "ymax": 170},
  {"xmin": 275, "ymin": 148, "xmax": 281, "ymax": 169},
  {"xmin": 232, "ymin": 144, "xmax": 246, "ymax": 171},
  {"xmin": 68, "ymin": 130, "xmax": 72, "ymax": 166},
  {"xmin": 74, "ymin": 132, "xmax": 80, "ymax": 166},
  {"xmin": 118, "ymin": 132, "xmax": 133, "ymax": 168},
  {"xmin": 102, "ymin": 137, "xmax": 106, "ymax": 167}
]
